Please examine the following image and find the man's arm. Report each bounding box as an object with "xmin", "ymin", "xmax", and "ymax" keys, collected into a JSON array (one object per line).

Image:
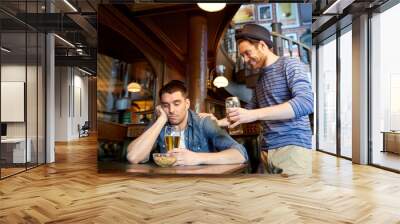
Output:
[
  {"xmin": 198, "ymin": 113, "xmax": 229, "ymax": 127},
  {"xmin": 201, "ymin": 102, "xmax": 294, "ymax": 128},
  {"xmin": 198, "ymin": 148, "xmax": 246, "ymax": 164},
  {"xmin": 206, "ymin": 117, "xmax": 248, "ymax": 164},
  {"xmin": 228, "ymin": 60, "xmax": 313, "ymax": 127},
  {"xmin": 126, "ymin": 106, "xmax": 167, "ymax": 164},
  {"xmin": 172, "ymin": 118, "xmax": 247, "ymax": 165},
  {"xmin": 171, "ymin": 147, "xmax": 246, "ymax": 166},
  {"xmin": 203, "ymin": 117, "xmax": 248, "ymax": 164},
  {"xmin": 228, "ymin": 102, "xmax": 295, "ymax": 128},
  {"xmin": 198, "ymin": 89, "xmax": 258, "ymax": 128}
]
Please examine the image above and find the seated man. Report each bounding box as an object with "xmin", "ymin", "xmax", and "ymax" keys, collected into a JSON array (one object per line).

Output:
[{"xmin": 127, "ymin": 80, "xmax": 248, "ymax": 165}]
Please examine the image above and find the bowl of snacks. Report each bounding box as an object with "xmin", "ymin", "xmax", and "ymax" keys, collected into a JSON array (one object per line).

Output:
[{"xmin": 152, "ymin": 153, "xmax": 177, "ymax": 167}]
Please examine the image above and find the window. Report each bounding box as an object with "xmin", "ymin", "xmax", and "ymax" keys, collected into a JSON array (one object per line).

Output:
[
  {"xmin": 340, "ymin": 28, "xmax": 352, "ymax": 158},
  {"xmin": 371, "ymin": 2, "xmax": 400, "ymax": 171},
  {"xmin": 317, "ymin": 36, "xmax": 337, "ymax": 154},
  {"xmin": 0, "ymin": 1, "xmax": 46, "ymax": 179}
]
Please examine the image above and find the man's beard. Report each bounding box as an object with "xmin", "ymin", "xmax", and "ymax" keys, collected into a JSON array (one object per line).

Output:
[
  {"xmin": 168, "ymin": 119, "xmax": 181, "ymax": 125},
  {"xmin": 255, "ymin": 52, "xmax": 267, "ymax": 68},
  {"xmin": 249, "ymin": 51, "xmax": 266, "ymax": 69}
]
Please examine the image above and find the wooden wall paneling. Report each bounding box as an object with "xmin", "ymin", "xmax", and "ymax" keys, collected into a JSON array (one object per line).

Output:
[
  {"xmin": 98, "ymin": 5, "xmax": 184, "ymax": 75},
  {"xmin": 139, "ymin": 17, "xmax": 185, "ymax": 62}
]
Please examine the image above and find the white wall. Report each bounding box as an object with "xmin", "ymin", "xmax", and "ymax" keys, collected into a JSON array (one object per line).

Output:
[
  {"xmin": 71, "ymin": 73, "xmax": 89, "ymax": 138},
  {"xmin": 1, "ymin": 64, "xmax": 46, "ymax": 164},
  {"xmin": 1, "ymin": 65, "xmax": 38, "ymax": 138},
  {"xmin": 55, "ymin": 67, "xmax": 69, "ymax": 141},
  {"xmin": 1, "ymin": 65, "xmax": 26, "ymax": 81},
  {"xmin": 54, "ymin": 67, "xmax": 89, "ymax": 141}
]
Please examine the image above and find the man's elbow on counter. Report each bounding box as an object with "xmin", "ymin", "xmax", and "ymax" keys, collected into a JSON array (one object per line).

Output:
[
  {"xmin": 126, "ymin": 152, "xmax": 141, "ymax": 164},
  {"xmin": 236, "ymin": 147, "xmax": 248, "ymax": 164},
  {"xmin": 239, "ymin": 155, "xmax": 247, "ymax": 164}
]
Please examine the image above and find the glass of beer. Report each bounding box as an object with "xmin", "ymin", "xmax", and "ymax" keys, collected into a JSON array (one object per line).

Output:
[
  {"xmin": 164, "ymin": 125, "xmax": 181, "ymax": 152},
  {"xmin": 225, "ymin": 96, "xmax": 243, "ymax": 135}
]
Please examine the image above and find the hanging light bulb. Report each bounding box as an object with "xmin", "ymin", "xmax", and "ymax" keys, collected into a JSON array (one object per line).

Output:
[
  {"xmin": 197, "ymin": 3, "xmax": 226, "ymax": 12},
  {"xmin": 212, "ymin": 64, "xmax": 228, "ymax": 88},
  {"xmin": 127, "ymin": 82, "xmax": 141, "ymax": 92},
  {"xmin": 213, "ymin": 75, "xmax": 228, "ymax": 88}
]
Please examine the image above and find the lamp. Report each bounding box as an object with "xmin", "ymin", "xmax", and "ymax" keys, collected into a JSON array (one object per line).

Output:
[
  {"xmin": 77, "ymin": 67, "xmax": 93, "ymax": 76},
  {"xmin": 1, "ymin": 47, "xmax": 11, "ymax": 53},
  {"xmin": 63, "ymin": 0, "xmax": 78, "ymax": 12},
  {"xmin": 54, "ymin": 34, "xmax": 75, "ymax": 48},
  {"xmin": 322, "ymin": 0, "xmax": 353, "ymax": 15},
  {"xmin": 213, "ymin": 76, "xmax": 228, "ymax": 88},
  {"xmin": 197, "ymin": 3, "xmax": 226, "ymax": 12},
  {"xmin": 127, "ymin": 82, "xmax": 141, "ymax": 92},
  {"xmin": 213, "ymin": 65, "xmax": 229, "ymax": 88}
]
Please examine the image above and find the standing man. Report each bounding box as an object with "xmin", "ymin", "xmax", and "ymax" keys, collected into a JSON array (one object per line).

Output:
[{"xmin": 202, "ymin": 24, "xmax": 313, "ymax": 175}]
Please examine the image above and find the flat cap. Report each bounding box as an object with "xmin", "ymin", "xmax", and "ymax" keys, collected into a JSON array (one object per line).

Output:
[{"xmin": 235, "ymin": 24, "xmax": 273, "ymax": 48}]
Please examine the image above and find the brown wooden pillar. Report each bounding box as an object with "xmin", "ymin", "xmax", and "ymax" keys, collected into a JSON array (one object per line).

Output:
[{"xmin": 187, "ymin": 15, "xmax": 208, "ymax": 113}]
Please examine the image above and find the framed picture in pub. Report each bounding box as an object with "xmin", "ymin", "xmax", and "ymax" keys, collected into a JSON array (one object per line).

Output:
[
  {"xmin": 232, "ymin": 4, "xmax": 255, "ymax": 24},
  {"xmin": 258, "ymin": 4, "xmax": 273, "ymax": 21},
  {"xmin": 276, "ymin": 3, "xmax": 300, "ymax": 28}
]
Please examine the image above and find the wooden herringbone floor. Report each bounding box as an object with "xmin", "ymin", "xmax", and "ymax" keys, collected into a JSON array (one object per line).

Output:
[{"xmin": 1, "ymin": 136, "xmax": 400, "ymax": 223}]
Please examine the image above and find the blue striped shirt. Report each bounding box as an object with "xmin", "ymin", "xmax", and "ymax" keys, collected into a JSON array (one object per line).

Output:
[{"xmin": 246, "ymin": 57, "xmax": 313, "ymax": 150}]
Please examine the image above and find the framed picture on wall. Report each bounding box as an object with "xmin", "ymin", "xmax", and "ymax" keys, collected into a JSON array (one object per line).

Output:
[
  {"xmin": 232, "ymin": 4, "xmax": 255, "ymax": 24},
  {"xmin": 258, "ymin": 4, "xmax": 272, "ymax": 21},
  {"xmin": 276, "ymin": 3, "xmax": 300, "ymax": 29}
]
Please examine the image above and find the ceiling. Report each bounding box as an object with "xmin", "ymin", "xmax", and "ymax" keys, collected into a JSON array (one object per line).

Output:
[
  {"xmin": 98, "ymin": 3, "xmax": 240, "ymax": 75},
  {"xmin": 1, "ymin": 1, "xmax": 220, "ymax": 74},
  {"xmin": 2, "ymin": 1, "xmax": 315, "ymax": 75},
  {"xmin": 312, "ymin": 0, "xmax": 390, "ymax": 43},
  {"xmin": 0, "ymin": 0, "xmax": 101, "ymax": 73}
]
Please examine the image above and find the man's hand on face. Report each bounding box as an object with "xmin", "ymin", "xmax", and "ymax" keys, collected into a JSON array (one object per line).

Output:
[
  {"xmin": 227, "ymin": 107, "xmax": 257, "ymax": 128},
  {"xmin": 170, "ymin": 148, "xmax": 201, "ymax": 166},
  {"xmin": 156, "ymin": 105, "xmax": 168, "ymax": 124}
]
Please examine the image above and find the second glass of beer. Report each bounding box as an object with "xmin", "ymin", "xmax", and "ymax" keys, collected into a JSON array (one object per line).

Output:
[{"xmin": 225, "ymin": 96, "xmax": 243, "ymax": 135}]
